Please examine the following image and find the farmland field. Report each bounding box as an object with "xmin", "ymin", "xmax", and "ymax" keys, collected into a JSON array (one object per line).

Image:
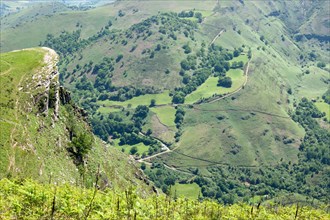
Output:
[{"xmin": 185, "ymin": 68, "xmax": 246, "ymax": 104}]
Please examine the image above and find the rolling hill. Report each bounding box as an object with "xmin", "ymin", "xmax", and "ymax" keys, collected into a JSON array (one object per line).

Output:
[{"xmin": 0, "ymin": 0, "xmax": 329, "ymax": 204}]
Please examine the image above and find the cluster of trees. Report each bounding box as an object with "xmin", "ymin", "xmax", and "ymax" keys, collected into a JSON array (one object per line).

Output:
[
  {"xmin": 42, "ymin": 30, "xmax": 88, "ymax": 56},
  {"xmin": 174, "ymin": 107, "xmax": 185, "ymax": 142},
  {"xmin": 126, "ymin": 13, "xmax": 197, "ymax": 43},
  {"xmin": 157, "ymin": 13, "xmax": 197, "ymax": 40},
  {"xmin": 172, "ymin": 43, "xmax": 240, "ymax": 104},
  {"xmin": 92, "ymin": 57, "xmax": 115, "ymax": 92},
  {"xmin": 178, "ymin": 10, "xmax": 194, "ymax": 18},
  {"xmin": 144, "ymin": 161, "xmax": 179, "ymax": 193},
  {"xmin": 177, "ymin": 10, "xmax": 203, "ymax": 23},
  {"xmin": 217, "ymin": 76, "xmax": 232, "ymax": 88},
  {"xmin": 104, "ymin": 86, "xmax": 159, "ymax": 102},
  {"xmin": 291, "ymin": 98, "xmax": 329, "ymax": 164},
  {"xmin": 91, "ymin": 106, "xmax": 160, "ymax": 154},
  {"xmin": 180, "ymin": 55, "xmax": 197, "ymax": 71},
  {"xmin": 172, "ymin": 69, "xmax": 211, "ymax": 104}
]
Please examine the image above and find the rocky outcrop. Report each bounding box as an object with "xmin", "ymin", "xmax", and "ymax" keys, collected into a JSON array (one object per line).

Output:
[
  {"xmin": 32, "ymin": 48, "xmax": 60, "ymax": 121},
  {"xmin": 59, "ymin": 86, "xmax": 71, "ymax": 105}
]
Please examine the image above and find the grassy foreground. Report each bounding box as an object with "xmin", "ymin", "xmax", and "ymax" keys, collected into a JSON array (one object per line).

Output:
[{"xmin": 0, "ymin": 178, "xmax": 329, "ymax": 219}]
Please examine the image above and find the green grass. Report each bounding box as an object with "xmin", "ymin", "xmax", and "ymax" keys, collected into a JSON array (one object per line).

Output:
[
  {"xmin": 171, "ymin": 182, "xmax": 201, "ymax": 199},
  {"xmin": 112, "ymin": 139, "xmax": 149, "ymax": 156},
  {"xmin": 185, "ymin": 69, "xmax": 245, "ymax": 104},
  {"xmin": 150, "ymin": 106, "xmax": 176, "ymax": 127},
  {"xmin": 197, "ymin": 10, "xmax": 214, "ymax": 17},
  {"xmin": 2, "ymin": 178, "xmax": 328, "ymax": 219},
  {"xmin": 0, "ymin": 49, "xmax": 44, "ymax": 126},
  {"xmin": 143, "ymin": 112, "xmax": 176, "ymax": 144},
  {"xmin": 230, "ymin": 54, "xmax": 248, "ymax": 65},
  {"xmin": 315, "ymin": 101, "xmax": 330, "ymax": 121},
  {"xmin": 97, "ymin": 91, "xmax": 172, "ymax": 109},
  {"xmin": 296, "ymin": 66, "xmax": 329, "ymax": 100}
]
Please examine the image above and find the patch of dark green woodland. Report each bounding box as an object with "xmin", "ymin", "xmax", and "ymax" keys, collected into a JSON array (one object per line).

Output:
[
  {"xmin": 291, "ymin": 98, "xmax": 329, "ymax": 164},
  {"xmin": 178, "ymin": 10, "xmax": 203, "ymax": 23},
  {"xmin": 183, "ymin": 98, "xmax": 329, "ymax": 204},
  {"xmin": 41, "ymin": 22, "xmax": 113, "ymax": 57},
  {"xmin": 172, "ymin": 45, "xmax": 242, "ymax": 103},
  {"xmin": 174, "ymin": 107, "xmax": 185, "ymax": 142},
  {"xmin": 218, "ymin": 76, "xmax": 232, "ymax": 88},
  {"xmin": 143, "ymin": 160, "xmax": 189, "ymax": 194},
  {"xmin": 41, "ymin": 30, "xmax": 88, "ymax": 56},
  {"xmin": 91, "ymin": 105, "xmax": 161, "ymax": 154}
]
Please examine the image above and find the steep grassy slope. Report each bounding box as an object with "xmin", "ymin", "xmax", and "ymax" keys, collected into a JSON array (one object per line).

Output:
[
  {"xmin": 1, "ymin": 178, "xmax": 329, "ymax": 219},
  {"xmin": 0, "ymin": 48, "xmax": 154, "ymax": 195}
]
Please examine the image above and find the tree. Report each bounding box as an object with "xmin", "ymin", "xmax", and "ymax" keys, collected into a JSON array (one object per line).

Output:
[
  {"xmin": 182, "ymin": 44, "xmax": 192, "ymax": 54},
  {"xmin": 133, "ymin": 105, "xmax": 149, "ymax": 119},
  {"xmin": 150, "ymin": 99, "xmax": 156, "ymax": 107},
  {"xmin": 233, "ymin": 49, "xmax": 241, "ymax": 57},
  {"xmin": 182, "ymin": 74, "xmax": 190, "ymax": 84},
  {"xmin": 180, "ymin": 60, "xmax": 190, "ymax": 70},
  {"xmin": 69, "ymin": 133, "xmax": 94, "ymax": 161},
  {"xmin": 317, "ymin": 62, "xmax": 326, "ymax": 68},
  {"xmin": 118, "ymin": 10, "xmax": 125, "ymax": 17},
  {"xmin": 116, "ymin": 54, "xmax": 123, "ymax": 63},
  {"xmin": 172, "ymin": 92, "xmax": 185, "ymax": 104},
  {"xmin": 130, "ymin": 146, "xmax": 138, "ymax": 155},
  {"xmin": 218, "ymin": 76, "xmax": 232, "ymax": 88},
  {"xmin": 146, "ymin": 129, "xmax": 152, "ymax": 136},
  {"xmin": 141, "ymin": 162, "xmax": 146, "ymax": 170}
]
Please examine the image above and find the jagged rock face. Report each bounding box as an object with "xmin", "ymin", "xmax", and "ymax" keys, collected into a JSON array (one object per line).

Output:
[
  {"xmin": 59, "ymin": 86, "xmax": 72, "ymax": 105},
  {"xmin": 31, "ymin": 48, "xmax": 60, "ymax": 120}
]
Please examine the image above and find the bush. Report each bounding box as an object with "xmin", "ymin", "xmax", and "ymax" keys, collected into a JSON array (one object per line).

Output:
[
  {"xmin": 218, "ymin": 76, "xmax": 232, "ymax": 88},
  {"xmin": 130, "ymin": 146, "xmax": 138, "ymax": 155},
  {"xmin": 172, "ymin": 92, "xmax": 185, "ymax": 104},
  {"xmin": 150, "ymin": 99, "xmax": 156, "ymax": 107},
  {"xmin": 116, "ymin": 54, "xmax": 123, "ymax": 63}
]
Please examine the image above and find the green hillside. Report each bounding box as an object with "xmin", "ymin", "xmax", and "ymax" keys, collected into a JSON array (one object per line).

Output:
[
  {"xmin": 0, "ymin": 0, "xmax": 329, "ymax": 206},
  {"xmin": 0, "ymin": 48, "xmax": 154, "ymax": 195}
]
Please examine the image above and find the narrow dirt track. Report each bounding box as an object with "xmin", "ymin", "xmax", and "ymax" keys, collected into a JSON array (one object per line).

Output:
[{"xmin": 210, "ymin": 29, "xmax": 225, "ymax": 46}]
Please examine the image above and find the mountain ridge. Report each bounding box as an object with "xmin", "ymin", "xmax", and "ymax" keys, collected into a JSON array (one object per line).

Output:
[{"xmin": 0, "ymin": 47, "xmax": 155, "ymax": 195}]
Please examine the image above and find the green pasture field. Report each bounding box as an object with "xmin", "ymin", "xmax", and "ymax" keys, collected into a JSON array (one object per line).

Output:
[
  {"xmin": 185, "ymin": 69, "xmax": 245, "ymax": 104},
  {"xmin": 170, "ymin": 182, "xmax": 201, "ymax": 200}
]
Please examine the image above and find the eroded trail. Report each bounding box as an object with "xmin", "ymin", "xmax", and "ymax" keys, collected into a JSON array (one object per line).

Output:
[
  {"xmin": 210, "ymin": 29, "xmax": 225, "ymax": 46},
  {"xmin": 0, "ymin": 60, "xmax": 12, "ymax": 76},
  {"xmin": 138, "ymin": 132, "xmax": 171, "ymax": 162}
]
